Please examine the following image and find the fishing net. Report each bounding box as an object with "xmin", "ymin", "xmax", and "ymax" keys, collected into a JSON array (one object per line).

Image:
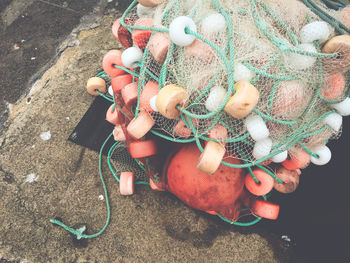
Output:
[
  {"xmin": 106, "ymin": 0, "xmax": 349, "ymax": 169},
  {"xmin": 50, "ymin": 0, "xmax": 350, "ymax": 238}
]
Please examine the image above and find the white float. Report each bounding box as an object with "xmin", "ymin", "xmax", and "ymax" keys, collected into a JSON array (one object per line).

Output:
[
  {"xmin": 234, "ymin": 63, "xmax": 255, "ymax": 82},
  {"xmin": 331, "ymin": 97, "xmax": 350, "ymax": 116},
  {"xmin": 285, "ymin": 43, "xmax": 317, "ymax": 70},
  {"xmin": 169, "ymin": 16, "xmax": 197, "ymax": 46},
  {"xmin": 201, "ymin": 12, "xmax": 227, "ymax": 35},
  {"xmin": 150, "ymin": 95, "xmax": 159, "ymax": 112},
  {"xmin": 323, "ymin": 112, "xmax": 343, "ymax": 132},
  {"xmin": 253, "ymin": 137, "xmax": 273, "ymax": 160},
  {"xmin": 300, "ymin": 21, "xmax": 330, "ymax": 44},
  {"xmin": 121, "ymin": 47, "xmax": 144, "ymax": 68},
  {"xmin": 205, "ymin": 86, "xmax": 227, "ymax": 112},
  {"xmin": 245, "ymin": 115, "xmax": 270, "ymax": 141},
  {"xmin": 310, "ymin": 145, "xmax": 332, "ymax": 166}
]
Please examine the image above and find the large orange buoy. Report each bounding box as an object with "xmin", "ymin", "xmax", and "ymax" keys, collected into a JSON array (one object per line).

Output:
[{"xmin": 164, "ymin": 143, "xmax": 246, "ymax": 221}]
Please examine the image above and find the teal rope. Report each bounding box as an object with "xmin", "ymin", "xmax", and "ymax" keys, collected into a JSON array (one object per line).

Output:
[
  {"xmin": 216, "ymin": 212, "xmax": 262, "ymax": 226},
  {"xmin": 260, "ymin": 1, "xmax": 299, "ymax": 46},
  {"xmin": 251, "ymin": 0, "xmax": 339, "ymax": 58},
  {"xmin": 97, "ymin": 90, "xmax": 114, "ymax": 103},
  {"xmin": 50, "ymin": 133, "xmax": 114, "ymax": 239}
]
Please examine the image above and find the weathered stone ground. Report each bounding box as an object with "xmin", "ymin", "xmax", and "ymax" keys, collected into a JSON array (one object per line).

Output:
[{"xmin": 0, "ymin": 6, "xmax": 295, "ymax": 263}]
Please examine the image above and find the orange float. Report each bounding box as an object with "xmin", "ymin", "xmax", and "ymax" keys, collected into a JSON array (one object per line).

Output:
[
  {"xmin": 119, "ymin": 172, "xmax": 135, "ymax": 195},
  {"xmin": 156, "ymin": 84, "xmax": 188, "ymax": 119},
  {"xmin": 126, "ymin": 110, "xmax": 155, "ymax": 139},
  {"xmin": 138, "ymin": 0, "xmax": 164, "ymax": 7},
  {"xmin": 282, "ymin": 148, "xmax": 311, "ymax": 170},
  {"xmin": 274, "ymin": 167, "xmax": 301, "ymax": 194},
  {"xmin": 197, "ymin": 141, "xmax": 226, "ymax": 174},
  {"xmin": 121, "ymin": 82, "xmax": 139, "ymax": 107},
  {"xmin": 117, "ymin": 18, "xmax": 134, "ymax": 48},
  {"xmin": 111, "ymin": 74, "xmax": 133, "ymax": 94},
  {"xmin": 113, "ymin": 124, "xmax": 127, "ymax": 141},
  {"xmin": 208, "ymin": 124, "xmax": 228, "ymax": 144},
  {"xmin": 86, "ymin": 77, "xmax": 106, "ymax": 96},
  {"xmin": 224, "ymin": 80, "xmax": 260, "ymax": 119},
  {"xmin": 112, "ymin": 18, "xmax": 121, "ymax": 41},
  {"xmin": 251, "ymin": 199, "xmax": 279, "ymax": 220},
  {"xmin": 106, "ymin": 105, "xmax": 124, "ymax": 125},
  {"xmin": 322, "ymin": 35, "xmax": 350, "ymax": 73},
  {"xmin": 149, "ymin": 177, "xmax": 166, "ymax": 191},
  {"xmin": 139, "ymin": 81, "xmax": 159, "ymax": 112},
  {"xmin": 184, "ymin": 39, "xmax": 215, "ymax": 62},
  {"xmin": 244, "ymin": 168, "xmax": 274, "ymax": 196},
  {"xmin": 102, "ymin": 50, "xmax": 126, "ymax": 77},
  {"xmin": 132, "ymin": 18, "xmax": 153, "ymax": 49},
  {"xmin": 128, "ymin": 140, "xmax": 158, "ymax": 159},
  {"xmin": 149, "ymin": 33, "xmax": 171, "ymax": 64},
  {"xmin": 320, "ymin": 72, "xmax": 346, "ymax": 101}
]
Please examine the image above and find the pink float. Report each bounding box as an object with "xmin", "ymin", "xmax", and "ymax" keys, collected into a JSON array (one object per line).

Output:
[
  {"xmin": 120, "ymin": 172, "xmax": 135, "ymax": 195},
  {"xmin": 132, "ymin": 18, "xmax": 153, "ymax": 49},
  {"xmin": 102, "ymin": 50, "xmax": 126, "ymax": 77}
]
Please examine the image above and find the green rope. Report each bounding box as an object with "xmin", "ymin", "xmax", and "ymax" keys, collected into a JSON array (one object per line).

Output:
[
  {"xmin": 116, "ymin": 0, "xmax": 344, "ymax": 167},
  {"xmin": 50, "ymin": 133, "xmax": 114, "ymax": 239},
  {"xmin": 251, "ymin": 0, "xmax": 339, "ymax": 58},
  {"xmin": 260, "ymin": 1, "xmax": 299, "ymax": 46},
  {"xmin": 96, "ymin": 90, "xmax": 114, "ymax": 103},
  {"xmin": 216, "ymin": 212, "xmax": 262, "ymax": 226}
]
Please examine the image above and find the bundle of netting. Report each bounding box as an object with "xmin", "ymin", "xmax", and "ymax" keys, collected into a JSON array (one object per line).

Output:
[
  {"xmin": 95, "ymin": 0, "xmax": 350, "ymax": 169},
  {"xmin": 84, "ymin": 0, "xmax": 350, "ymax": 223}
]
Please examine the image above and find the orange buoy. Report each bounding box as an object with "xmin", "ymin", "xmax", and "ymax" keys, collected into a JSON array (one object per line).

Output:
[
  {"xmin": 111, "ymin": 74, "xmax": 134, "ymax": 94},
  {"xmin": 102, "ymin": 50, "xmax": 126, "ymax": 77},
  {"xmin": 86, "ymin": 77, "xmax": 106, "ymax": 96},
  {"xmin": 156, "ymin": 84, "xmax": 188, "ymax": 119},
  {"xmin": 282, "ymin": 148, "xmax": 311, "ymax": 170},
  {"xmin": 128, "ymin": 140, "xmax": 158, "ymax": 159},
  {"xmin": 106, "ymin": 105, "xmax": 124, "ymax": 125},
  {"xmin": 251, "ymin": 199, "xmax": 279, "ymax": 220},
  {"xmin": 126, "ymin": 110, "xmax": 155, "ymax": 139},
  {"xmin": 140, "ymin": 81, "xmax": 159, "ymax": 112},
  {"xmin": 132, "ymin": 18, "xmax": 153, "ymax": 49},
  {"xmin": 244, "ymin": 168, "xmax": 274, "ymax": 196},
  {"xmin": 121, "ymin": 82, "xmax": 139, "ymax": 107}
]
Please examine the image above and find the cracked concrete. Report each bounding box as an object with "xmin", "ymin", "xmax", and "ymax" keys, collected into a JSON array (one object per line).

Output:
[{"xmin": 0, "ymin": 8, "xmax": 294, "ymax": 263}]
